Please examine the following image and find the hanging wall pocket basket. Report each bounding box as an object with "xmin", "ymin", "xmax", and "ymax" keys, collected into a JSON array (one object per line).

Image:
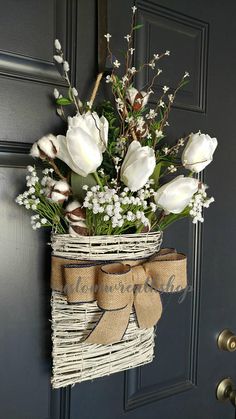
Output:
[
  {"xmin": 50, "ymin": 231, "xmax": 187, "ymax": 388},
  {"xmin": 50, "ymin": 232, "xmax": 162, "ymax": 388}
]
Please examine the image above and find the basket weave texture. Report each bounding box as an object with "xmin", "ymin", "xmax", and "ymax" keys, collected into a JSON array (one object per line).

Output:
[{"xmin": 51, "ymin": 232, "xmax": 162, "ymax": 388}]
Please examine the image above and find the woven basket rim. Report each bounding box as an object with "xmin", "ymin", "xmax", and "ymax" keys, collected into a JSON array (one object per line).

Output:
[
  {"xmin": 51, "ymin": 231, "xmax": 163, "ymax": 260},
  {"xmin": 52, "ymin": 231, "xmax": 163, "ymax": 241}
]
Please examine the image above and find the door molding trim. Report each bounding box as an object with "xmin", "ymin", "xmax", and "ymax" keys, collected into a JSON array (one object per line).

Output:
[{"xmin": 125, "ymin": 184, "xmax": 203, "ymax": 410}]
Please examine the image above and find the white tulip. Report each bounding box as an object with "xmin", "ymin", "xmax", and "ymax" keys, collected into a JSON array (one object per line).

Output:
[
  {"xmin": 120, "ymin": 141, "xmax": 156, "ymax": 191},
  {"xmin": 154, "ymin": 175, "xmax": 199, "ymax": 214},
  {"xmin": 182, "ymin": 132, "xmax": 218, "ymax": 173},
  {"xmin": 126, "ymin": 87, "xmax": 150, "ymax": 110},
  {"xmin": 68, "ymin": 111, "xmax": 108, "ymax": 152},
  {"xmin": 56, "ymin": 111, "xmax": 109, "ymax": 177},
  {"xmin": 30, "ymin": 134, "xmax": 59, "ymax": 159}
]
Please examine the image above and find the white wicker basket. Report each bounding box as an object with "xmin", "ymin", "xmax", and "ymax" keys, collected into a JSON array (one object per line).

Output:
[{"xmin": 51, "ymin": 231, "xmax": 163, "ymax": 389}]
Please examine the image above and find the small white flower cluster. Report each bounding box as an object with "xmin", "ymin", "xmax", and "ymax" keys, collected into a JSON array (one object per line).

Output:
[
  {"xmin": 168, "ymin": 165, "xmax": 177, "ymax": 173},
  {"xmin": 124, "ymin": 34, "xmax": 131, "ymax": 42},
  {"xmin": 15, "ymin": 166, "xmax": 40, "ymax": 210},
  {"xmin": 171, "ymin": 137, "xmax": 186, "ymax": 155},
  {"xmin": 163, "ymin": 85, "xmax": 169, "ymax": 93},
  {"xmin": 149, "ymin": 60, "xmax": 155, "ymax": 70},
  {"xmin": 136, "ymin": 116, "xmax": 146, "ymax": 132},
  {"xmin": 16, "ymin": 166, "xmax": 66, "ymax": 233},
  {"xmin": 128, "ymin": 66, "xmax": 136, "ymax": 75},
  {"xmin": 189, "ymin": 184, "xmax": 215, "ymax": 224},
  {"xmin": 31, "ymin": 214, "xmax": 48, "ymax": 230},
  {"xmin": 146, "ymin": 109, "xmax": 157, "ymax": 119},
  {"xmin": 121, "ymin": 75, "xmax": 129, "ymax": 87},
  {"xmin": 104, "ymin": 33, "xmax": 112, "ymax": 42},
  {"xmin": 115, "ymin": 137, "xmax": 126, "ymax": 157},
  {"xmin": 113, "ymin": 59, "xmax": 121, "ymax": 68},
  {"xmin": 82, "ymin": 180, "xmax": 157, "ymax": 231},
  {"xmin": 106, "ymin": 75, "xmax": 113, "ymax": 83},
  {"xmin": 116, "ymin": 97, "xmax": 124, "ymax": 111}
]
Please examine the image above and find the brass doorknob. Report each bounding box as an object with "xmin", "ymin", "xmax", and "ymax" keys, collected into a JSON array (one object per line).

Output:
[
  {"xmin": 216, "ymin": 378, "xmax": 236, "ymax": 406},
  {"xmin": 217, "ymin": 329, "xmax": 236, "ymax": 352}
]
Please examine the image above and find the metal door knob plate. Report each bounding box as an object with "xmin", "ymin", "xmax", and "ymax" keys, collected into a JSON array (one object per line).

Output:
[
  {"xmin": 217, "ymin": 329, "xmax": 236, "ymax": 352},
  {"xmin": 216, "ymin": 378, "xmax": 236, "ymax": 406}
]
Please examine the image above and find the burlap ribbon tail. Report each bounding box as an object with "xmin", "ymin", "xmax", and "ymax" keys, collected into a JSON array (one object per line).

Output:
[{"xmin": 51, "ymin": 249, "xmax": 187, "ymax": 344}]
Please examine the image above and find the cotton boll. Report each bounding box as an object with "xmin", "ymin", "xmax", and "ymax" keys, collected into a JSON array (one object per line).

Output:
[
  {"xmin": 49, "ymin": 180, "xmax": 70, "ymax": 203},
  {"xmin": 65, "ymin": 200, "xmax": 85, "ymax": 222},
  {"xmin": 69, "ymin": 221, "xmax": 88, "ymax": 236},
  {"xmin": 30, "ymin": 134, "xmax": 59, "ymax": 160}
]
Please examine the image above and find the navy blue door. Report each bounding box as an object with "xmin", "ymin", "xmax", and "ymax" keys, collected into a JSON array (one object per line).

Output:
[{"xmin": 0, "ymin": 1, "xmax": 236, "ymax": 418}]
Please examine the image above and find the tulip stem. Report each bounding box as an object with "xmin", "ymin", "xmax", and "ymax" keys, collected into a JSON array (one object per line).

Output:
[{"xmin": 93, "ymin": 171, "xmax": 103, "ymax": 189}]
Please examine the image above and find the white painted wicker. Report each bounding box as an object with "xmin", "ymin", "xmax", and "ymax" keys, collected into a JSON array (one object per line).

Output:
[{"xmin": 51, "ymin": 231, "xmax": 162, "ymax": 389}]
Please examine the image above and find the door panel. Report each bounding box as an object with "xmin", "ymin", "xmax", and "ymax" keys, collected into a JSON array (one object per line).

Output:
[{"xmin": 0, "ymin": 1, "xmax": 236, "ymax": 419}]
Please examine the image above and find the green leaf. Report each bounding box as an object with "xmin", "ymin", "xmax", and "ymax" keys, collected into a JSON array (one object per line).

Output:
[
  {"xmin": 56, "ymin": 97, "xmax": 72, "ymax": 106},
  {"xmin": 151, "ymin": 162, "xmax": 162, "ymax": 186},
  {"xmin": 71, "ymin": 172, "xmax": 97, "ymax": 202},
  {"xmin": 158, "ymin": 207, "xmax": 190, "ymax": 230},
  {"xmin": 68, "ymin": 88, "xmax": 74, "ymax": 102},
  {"xmin": 133, "ymin": 24, "xmax": 144, "ymax": 30}
]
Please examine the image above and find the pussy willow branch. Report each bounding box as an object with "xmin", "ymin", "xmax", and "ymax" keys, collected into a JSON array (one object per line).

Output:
[{"xmin": 55, "ymin": 48, "xmax": 80, "ymax": 112}]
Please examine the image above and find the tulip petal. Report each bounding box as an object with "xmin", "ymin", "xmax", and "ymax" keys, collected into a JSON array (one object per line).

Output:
[
  {"xmin": 182, "ymin": 133, "xmax": 218, "ymax": 173},
  {"xmin": 122, "ymin": 155, "xmax": 155, "ymax": 191},
  {"xmin": 121, "ymin": 141, "xmax": 156, "ymax": 191},
  {"xmin": 126, "ymin": 87, "xmax": 138, "ymax": 105},
  {"xmin": 66, "ymin": 127, "xmax": 102, "ymax": 176},
  {"xmin": 99, "ymin": 115, "xmax": 109, "ymax": 151},
  {"xmin": 121, "ymin": 140, "xmax": 141, "ymax": 174},
  {"xmin": 141, "ymin": 91, "xmax": 150, "ymax": 108},
  {"xmin": 155, "ymin": 175, "xmax": 199, "ymax": 214},
  {"xmin": 57, "ymin": 135, "xmax": 88, "ymax": 176}
]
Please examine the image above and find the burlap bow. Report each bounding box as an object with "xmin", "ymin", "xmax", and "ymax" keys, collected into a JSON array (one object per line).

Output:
[{"xmin": 51, "ymin": 249, "xmax": 187, "ymax": 344}]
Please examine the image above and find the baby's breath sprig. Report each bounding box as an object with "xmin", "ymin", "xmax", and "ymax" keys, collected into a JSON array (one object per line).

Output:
[
  {"xmin": 82, "ymin": 180, "xmax": 157, "ymax": 235},
  {"xmin": 16, "ymin": 166, "xmax": 67, "ymax": 233}
]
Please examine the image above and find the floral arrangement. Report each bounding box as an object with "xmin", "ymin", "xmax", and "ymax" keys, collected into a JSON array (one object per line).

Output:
[{"xmin": 16, "ymin": 7, "xmax": 217, "ymax": 236}]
